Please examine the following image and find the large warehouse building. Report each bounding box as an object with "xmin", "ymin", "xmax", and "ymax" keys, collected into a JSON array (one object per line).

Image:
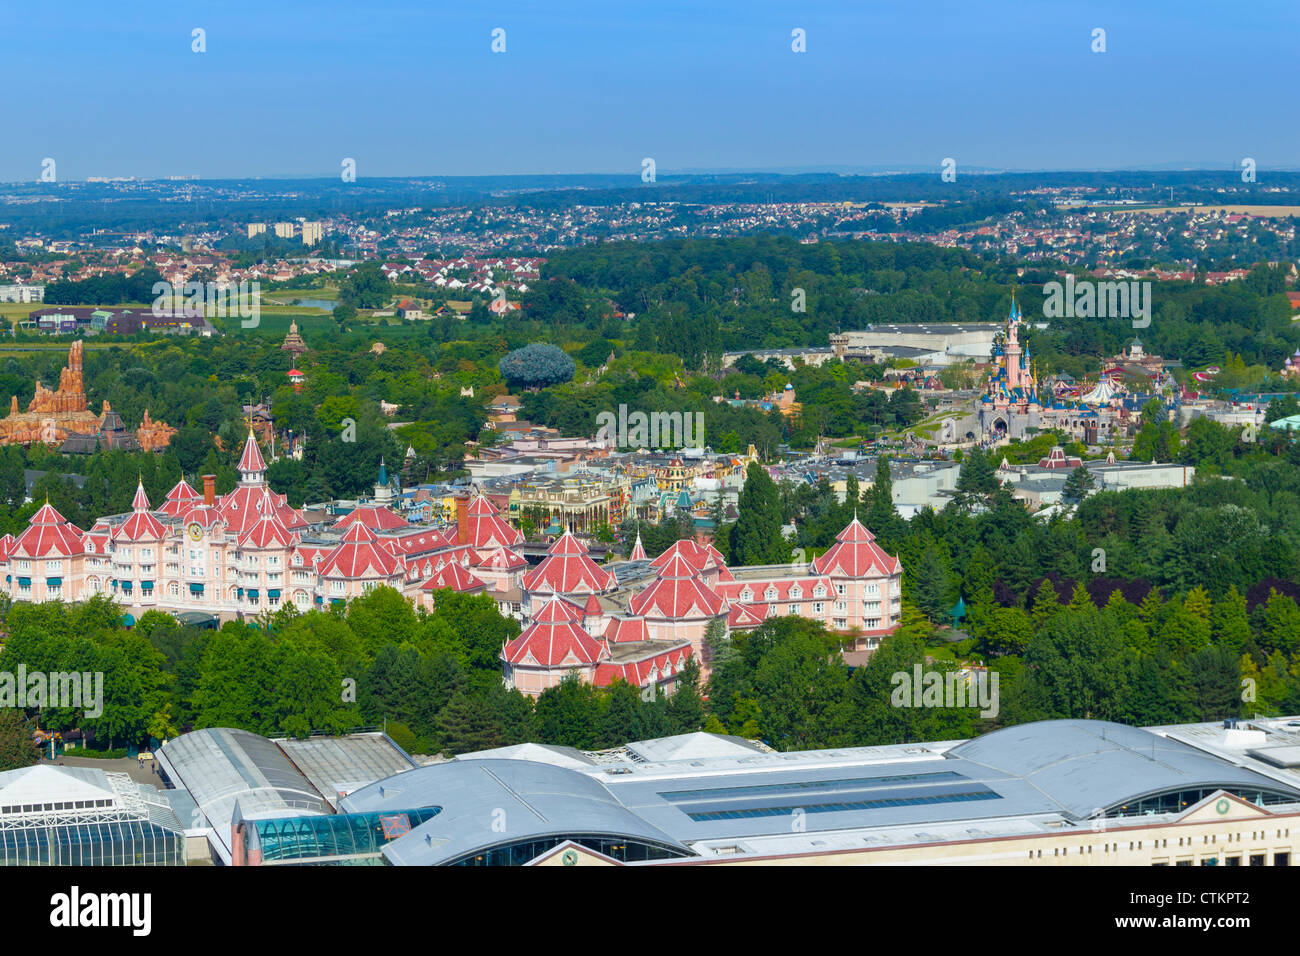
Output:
[{"xmin": 138, "ymin": 717, "xmax": 1300, "ymax": 866}]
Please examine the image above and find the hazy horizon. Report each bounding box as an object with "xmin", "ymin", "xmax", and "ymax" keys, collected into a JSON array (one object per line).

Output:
[
  {"xmin": 10, "ymin": 162, "xmax": 1300, "ymax": 187},
  {"xmin": 5, "ymin": 0, "xmax": 1295, "ymax": 182}
]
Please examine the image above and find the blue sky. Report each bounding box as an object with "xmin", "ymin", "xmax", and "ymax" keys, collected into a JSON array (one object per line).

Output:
[{"xmin": 4, "ymin": 0, "xmax": 1294, "ymax": 181}]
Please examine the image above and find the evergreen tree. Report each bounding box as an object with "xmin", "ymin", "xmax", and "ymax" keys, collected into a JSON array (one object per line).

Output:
[
  {"xmin": 1211, "ymin": 587, "xmax": 1253, "ymax": 659},
  {"xmin": 962, "ymin": 543, "xmax": 996, "ymax": 606},
  {"xmin": 598, "ymin": 680, "xmax": 647, "ymax": 747},
  {"xmin": 1068, "ymin": 580, "xmax": 1093, "ymax": 612},
  {"xmin": 488, "ymin": 683, "xmax": 537, "ymax": 746},
  {"xmin": 954, "ymin": 447, "xmax": 997, "ymax": 509},
  {"xmin": 1024, "ymin": 606, "xmax": 1136, "ymax": 721},
  {"xmin": 746, "ymin": 617, "xmax": 853, "ymax": 750},
  {"xmin": 1184, "ymin": 645, "xmax": 1242, "ymax": 721},
  {"xmin": 1030, "ymin": 578, "xmax": 1062, "ymax": 626},
  {"xmin": 436, "ymin": 691, "xmax": 503, "ymax": 755},
  {"xmin": 533, "ymin": 673, "xmax": 602, "ymax": 748},
  {"xmin": 1062, "ymin": 465, "xmax": 1096, "ymax": 503},
  {"xmin": 0, "ymin": 712, "xmax": 41, "ymax": 771},
  {"xmin": 1261, "ymin": 593, "xmax": 1300, "ymax": 657},
  {"xmin": 730, "ymin": 462, "xmax": 788, "ymax": 566},
  {"xmin": 866, "ymin": 455, "xmax": 899, "ymax": 541},
  {"xmin": 849, "ymin": 604, "xmax": 979, "ymax": 744},
  {"xmin": 666, "ymin": 656, "xmax": 705, "ymax": 732},
  {"xmin": 912, "ymin": 545, "xmax": 955, "ymax": 621},
  {"xmin": 1126, "ymin": 651, "xmax": 1192, "ymax": 725},
  {"xmin": 976, "ymin": 605, "xmax": 1034, "ymax": 657}
]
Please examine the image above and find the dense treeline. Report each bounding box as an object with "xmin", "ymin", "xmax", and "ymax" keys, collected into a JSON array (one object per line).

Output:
[
  {"xmin": 536, "ymin": 236, "xmax": 1013, "ymax": 363},
  {"xmin": 528, "ymin": 238, "xmax": 1300, "ymax": 386},
  {"xmin": 0, "ymin": 589, "xmax": 705, "ymax": 756},
  {"xmin": 43, "ymin": 267, "xmax": 165, "ymax": 305}
]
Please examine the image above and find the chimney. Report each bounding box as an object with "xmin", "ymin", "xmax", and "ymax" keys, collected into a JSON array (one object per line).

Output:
[
  {"xmin": 456, "ymin": 495, "xmax": 469, "ymax": 545},
  {"xmin": 202, "ymin": 474, "xmax": 216, "ymax": 506}
]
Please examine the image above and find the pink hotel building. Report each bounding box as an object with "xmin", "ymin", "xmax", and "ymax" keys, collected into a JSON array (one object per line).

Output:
[{"xmin": 0, "ymin": 429, "xmax": 903, "ymax": 698}]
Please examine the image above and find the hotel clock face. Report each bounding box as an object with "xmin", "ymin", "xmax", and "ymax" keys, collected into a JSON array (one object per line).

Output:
[{"xmin": 187, "ymin": 522, "xmax": 204, "ymax": 542}]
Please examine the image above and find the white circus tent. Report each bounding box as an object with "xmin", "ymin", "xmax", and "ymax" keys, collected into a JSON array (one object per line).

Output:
[{"xmin": 1081, "ymin": 379, "xmax": 1117, "ymax": 404}]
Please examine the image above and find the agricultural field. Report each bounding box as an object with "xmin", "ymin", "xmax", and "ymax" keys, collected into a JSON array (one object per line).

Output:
[{"xmin": 1109, "ymin": 204, "xmax": 1300, "ymax": 217}]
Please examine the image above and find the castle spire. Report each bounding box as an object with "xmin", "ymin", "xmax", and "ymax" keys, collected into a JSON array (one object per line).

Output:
[
  {"xmin": 132, "ymin": 476, "xmax": 150, "ymax": 512},
  {"xmin": 373, "ymin": 456, "xmax": 394, "ymax": 506},
  {"xmin": 237, "ymin": 427, "xmax": 268, "ymax": 483}
]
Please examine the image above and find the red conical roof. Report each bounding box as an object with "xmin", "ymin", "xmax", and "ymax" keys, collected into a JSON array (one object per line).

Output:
[
  {"xmin": 238, "ymin": 513, "xmax": 296, "ymax": 550},
  {"xmin": 650, "ymin": 539, "xmax": 725, "ymax": 574},
  {"xmin": 113, "ymin": 509, "xmax": 167, "ymax": 542},
  {"xmin": 317, "ymin": 521, "xmax": 406, "ymax": 579},
  {"xmin": 501, "ymin": 597, "xmax": 606, "ymax": 668},
  {"xmin": 30, "ymin": 502, "xmax": 66, "ymax": 525},
  {"xmin": 15, "ymin": 504, "xmax": 85, "ymax": 557},
  {"xmin": 336, "ymin": 504, "xmax": 409, "ymax": 532},
  {"xmin": 237, "ymin": 428, "xmax": 267, "ymax": 475},
  {"xmin": 160, "ymin": 479, "xmax": 201, "ymax": 516},
  {"xmin": 522, "ymin": 546, "xmax": 617, "ymax": 596},
  {"xmin": 655, "ymin": 552, "xmax": 698, "ymax": 579},
  {"xmin": 532, "ymin": 596, "xmax": 582, "ymax": 623},
  {"xmin": 419, "ymin": 559, "xmax": 487, "ymax": 593},
  {"xmin": 812, "ymin": 516, "xmax": 902, "ymax": 577},
  {"xmin": 474, "ymin": 546, "xmax": 528, "ymax": 571},
  {"xmin": 463, "ymin": 495, "xmax": 523, "ymax": 549},
  {"xmin": 604, "ymin": 616, "xmax": 650, "ymax": 644},
  {"xmin": 630, "ymin": 559, "xmax": 727, "ymax": 619},
  {"xmin": 547, "ymin": 530, "xmax": 588, "ymax": 555},
  {"xmin": 165, "ymin": 478, "xmax": 199, "ymax": 501}
]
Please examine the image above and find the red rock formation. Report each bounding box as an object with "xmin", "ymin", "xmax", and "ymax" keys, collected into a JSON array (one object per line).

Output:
[
  {"xmin": 0, "ymin": 341, "xmax": 176, "ymax": 449},
  {"xmin": 136, "ymin": 409, "xmax": 177, "ymax": 452},
  {"xmin": 27, "ymin": 340, "xmax": 88, "ymax": 414}
]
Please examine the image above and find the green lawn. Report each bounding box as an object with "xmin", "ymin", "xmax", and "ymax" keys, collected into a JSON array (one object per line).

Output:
[{"xmin": 219, "ymin": 313, "xmax": 336, "ymax": 335}]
